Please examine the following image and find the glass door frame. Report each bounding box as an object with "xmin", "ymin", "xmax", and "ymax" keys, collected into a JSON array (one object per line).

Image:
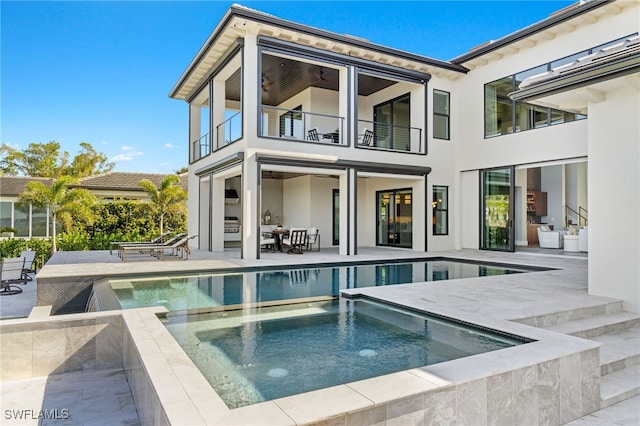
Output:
[
  {"xmin": 480, "ymin": 166, "xmax": 515, "ymax": 252},
  {"xmin": 376, "ymin": 188, "xmax": 413, "ymax": 249}
]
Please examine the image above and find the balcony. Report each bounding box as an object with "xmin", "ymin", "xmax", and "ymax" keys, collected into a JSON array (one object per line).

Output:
[
  {"xmin": 260, "ymin": 106, "xmax": 345, "ymax": 145},
  {"xmin": 216, "ymin": 111, "xmax": 242, "ymax": 149},
  {"xmin": 357, "ymin": 120, "xmax": 423, "ymax": 154},
  {"xmin": 191, "ymin": 133, "xmax": 210, "ymax": 162}
]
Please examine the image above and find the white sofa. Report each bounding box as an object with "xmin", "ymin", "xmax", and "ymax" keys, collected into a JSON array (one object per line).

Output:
[
  {"xmin": 579, "ymin": 226, "xmax": 588, "ymax": 252},
  {"xmin": 537, "ymin": 225, "xmax": 565, "ymax": 249}
]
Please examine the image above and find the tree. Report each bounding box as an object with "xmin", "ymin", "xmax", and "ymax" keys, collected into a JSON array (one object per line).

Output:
[
  {"xmin": 19, "ymin": 176, "xmax": 97, "ymax": 253},
  {"xmin": 175, "ymin": 166, "xmax": 188, "ymax": 174},
  {"xmin": 0, "ymin": 141, "xmax": 114, "ymax": 178},
  {"xmin": 138, "ymin": 175, "xmax": 187, "ymax": 238}
]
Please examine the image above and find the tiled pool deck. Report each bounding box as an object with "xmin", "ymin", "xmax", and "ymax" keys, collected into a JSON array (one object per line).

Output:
[{"xmin": 1, "ymin": 247, "xmax": 638, "ymax": 425}]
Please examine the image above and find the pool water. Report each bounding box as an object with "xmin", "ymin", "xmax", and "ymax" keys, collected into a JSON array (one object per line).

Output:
[
  {"xmin": 164, "ymin": 298, "xmax": 528, "ymax": 408},
  {"xmin": 106, "ymin": 258, "xmax": 542, "ymax": 311}
]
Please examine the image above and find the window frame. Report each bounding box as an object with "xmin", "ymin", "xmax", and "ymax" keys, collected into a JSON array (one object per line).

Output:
[
  {"xmin": 433, "ymin": 89, "xmax": 450, "ymax": 140},
  {"xmin": 432, "ymin": 185, "xmax": 449, "ymax": 236}
]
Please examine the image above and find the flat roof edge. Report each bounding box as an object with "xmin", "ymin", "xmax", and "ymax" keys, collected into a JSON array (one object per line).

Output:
[{"xmin": 451, "ymin": 0, "xmax": 615, "ymax": 64}]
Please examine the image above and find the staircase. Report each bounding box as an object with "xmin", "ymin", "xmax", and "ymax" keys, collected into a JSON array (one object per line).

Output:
[{"xmin": 520, "ymin": 301, "xmax": 640, "ymax": 409}]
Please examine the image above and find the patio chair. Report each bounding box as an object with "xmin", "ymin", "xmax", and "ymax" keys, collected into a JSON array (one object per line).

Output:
[
  {"xmin": 282, "ymin": 228, "xmax": 307, "ymax": 254},
  {"xmin": 260, "ymin": 232, "xmax": 276, "ymax": 252},
  {"xmin": 306, "ymin": 227, "xmax": 320, "ymax": 252},
  {"xmin": 19, "ymin": 250, "xmax": 37, "ymax": 280},
  {"xmin": 1, "ymin": 257, "xmax": 27, "ymax": 295},
  {"xmin": 119, "ymin": 235, "xmax": 196, "ymax": 262},
  {"xmin": 360, "ymin": 128, "xmax": 374, "ymax": 146},
  {"xmin": 307, "ymin": 128, "xmax": 333, "ymax": 143}
]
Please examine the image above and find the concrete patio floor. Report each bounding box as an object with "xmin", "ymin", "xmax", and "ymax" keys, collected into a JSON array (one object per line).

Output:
[{"xmin": 1, "ymin": 246, "xmax": 638, "ymax": 425}]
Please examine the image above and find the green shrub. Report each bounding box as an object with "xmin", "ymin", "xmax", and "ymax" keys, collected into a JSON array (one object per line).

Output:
[
  {"xmin": 57, "ymin": 231, "xmax": 90, "ymax": 251},
  {"xmin": 0, "ymin": 237, "xmax": 51, "ymax": 270}
]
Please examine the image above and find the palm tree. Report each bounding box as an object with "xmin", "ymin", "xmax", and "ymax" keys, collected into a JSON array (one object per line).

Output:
[
  {"xmin": 138, "ymin": 175, "xmax": 187, "ymax": 239},
  {"xmin": 19, "ymin": 176, "xmax": 97, "ymax": 253}
]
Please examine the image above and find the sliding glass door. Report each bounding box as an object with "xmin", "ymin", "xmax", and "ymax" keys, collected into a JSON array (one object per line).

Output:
[
  {"xmin": 481, "ymin": 166, "xmax": 515, "ymax": 251},
  {"xmin": 377, "ymin": 189, "xmax": 412, "ymax": 248}
]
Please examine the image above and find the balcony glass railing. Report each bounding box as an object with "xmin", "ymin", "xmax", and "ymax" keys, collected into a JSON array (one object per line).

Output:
[
  {"xmin": 357, "ymin": 120, "xmax": 423, "ymax": 153},
  {"xmin": 216, "ymin": 112, "xmax": 242, "ymax": 151},
  {"xmin": 260, "ymin": 106, "xmax": 345, "ymax": 145},
  {"xmin": 191, "ymin": 133, "xmax": 210, "ymax": 162}
]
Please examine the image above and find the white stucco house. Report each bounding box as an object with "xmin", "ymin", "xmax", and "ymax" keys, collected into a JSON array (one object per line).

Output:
[{"xmin": 170, "ymin": 0, "xmax": 639, "ymax": 311}]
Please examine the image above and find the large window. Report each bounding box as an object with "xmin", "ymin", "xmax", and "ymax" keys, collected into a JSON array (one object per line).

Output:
[
  {"xmin": 374, "ymin": 94, "xmax": 411, "ymax": 150},
  {"xmin": 432, "ymin": 186, "xmax": 448, "ymax": 235},
  {"xmin": 433, "ymin": 90, "xmax": 450, "ymax": 140},
  {"xmin": 0, "ymin": 201, "xmax": 12, "ymax": 230}
]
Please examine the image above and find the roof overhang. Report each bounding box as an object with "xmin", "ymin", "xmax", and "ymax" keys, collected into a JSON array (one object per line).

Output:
[
  {"xmin": 169, "ymin": 4, "xmax": 467, "ymax": 100},
  {"xmin": 509, "ymin": 35, "xmax": 640, "ymax": 111},
  {"xmin": 451, "ymin": 0, "xmax": 616, "ymax": 65}
]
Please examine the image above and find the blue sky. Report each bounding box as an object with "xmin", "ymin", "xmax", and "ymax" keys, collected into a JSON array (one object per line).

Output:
[{"xmin": 1, "ymin": 1, "xmax": 573, "ymax": 174}]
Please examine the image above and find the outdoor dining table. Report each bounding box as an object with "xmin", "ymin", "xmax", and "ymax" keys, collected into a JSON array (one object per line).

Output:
[{"xmin": 270, "ymin": 228, "xmax": 289, "ymax": 252}]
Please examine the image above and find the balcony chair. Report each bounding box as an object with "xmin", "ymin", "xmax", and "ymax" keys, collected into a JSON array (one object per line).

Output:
[
  {"xmin": 360, "ymin": 128, "xmax": 374, "ymax": 146},
  {"xmin": 282, "ymin": 228, "xmax": 307, "ymax": 254},
  {"xmin": 306, "ymin": 227, "xmax": 320, "ymax": 252},
  {"xmin": 307, "ymin": 128, "xmax": 333, "ymax": 143},
  {"xmin": 537, "ymin": 225, "xmax": 565, "ymax": 249},
  {"xmin": 1, "ymin": 257, "xmax": 27, "ymax": 295}
]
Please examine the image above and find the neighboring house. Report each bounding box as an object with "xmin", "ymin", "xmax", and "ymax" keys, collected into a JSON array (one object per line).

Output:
[
  {"xmin": 0, "ymin": 172, "xmax": 188, "ymax": 237},
  {"xmin": 170, "ymin": 1, "xmax": 638, "ymax": 311}
]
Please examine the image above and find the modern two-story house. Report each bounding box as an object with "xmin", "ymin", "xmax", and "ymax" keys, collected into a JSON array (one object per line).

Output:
[{"xmin": 170, "ymin": 0, "xmax": 639, "ymax": 311}]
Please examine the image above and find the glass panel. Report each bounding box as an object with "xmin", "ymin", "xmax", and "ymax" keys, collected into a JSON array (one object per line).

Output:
[
  {"xmin": 433, "ymin": 115, "xmax": 449, "ymax": 140},
  {"xmin": 374, "ymin": 103, "xmax": 392, "ymax": 149},
  {"xmin": 14, "ymin": 202, "xmax": 29, "ymax": 237},
  {"xmin": 332, "ymin": 189, "xmax": 339, "ymax": 246},
  {"xmin": 482, "ymin": 167, "xmax": 513, "ymax": 251},
  {"xmin": 279, "ymin": 106, "xmax": 303, "ymax": 139},
  {"xmin": 392, "ymin": 96, "xmax": 410, "ymax": 150},
  {"xmin": 433, "ymin": 90, "xmax": 450, "ymax": 140},
  {"xmin": 515, "ymin": 102, "xmax": 549, "ymax": 131},
  {"xmin": 514, "ymin": 64, "xmax": 548, "ymax": 89},
  {"xmin": 0, "ymin": 201, "xmax": 12, "ymax": 230},
  {"xmin": 485, "ymin": 77, "xmax": 513, "ymax": 137},
  {"xmin": 377, "ymin": 191, "xmax": 391, "ymax": 246},
  {"xmin": 433, "ymin": 186, "xmax": 448, "ymax": 235},
  {"xmin": 377, "ymin": 189, "xmax": 412, "ymax": 248},
  {"xmin": 31, "ymin": 206, "xmax": 47, "ymax": 237}
]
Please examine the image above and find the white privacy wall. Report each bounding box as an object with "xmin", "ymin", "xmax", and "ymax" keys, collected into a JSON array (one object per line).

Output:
[{"xmin": 588, "ymin": 85, "xmax": 640, "ymax": 313}]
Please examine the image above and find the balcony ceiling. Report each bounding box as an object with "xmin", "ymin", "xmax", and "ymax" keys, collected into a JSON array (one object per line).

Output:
[{"xmin": 224, "ymin": 54, "xmax": 397, "ymax": 105}]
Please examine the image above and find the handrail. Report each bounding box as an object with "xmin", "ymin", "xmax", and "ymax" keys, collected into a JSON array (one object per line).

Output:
[
  {"xmin": 357, "ymin": 119, "xmax": 423, "ymax": 153},
  {"xmin": 215, "ymin": 111, "xmax": 242, "ymax": 151},
  {"xmin": 565, "ymin": 205, "xmax": 588, "ymax": 228},
  {"xmin": 191, "ymin": 133, "xmax": 210, "ymax": 162},
  {"xmin": 260, "ymin": 106, "xmax": 345, "ymax": 145}
]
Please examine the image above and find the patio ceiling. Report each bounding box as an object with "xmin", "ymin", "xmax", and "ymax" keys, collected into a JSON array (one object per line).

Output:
[{"xmin": 224, "ymin": 54, "xmax": 398, "ymax": 105}]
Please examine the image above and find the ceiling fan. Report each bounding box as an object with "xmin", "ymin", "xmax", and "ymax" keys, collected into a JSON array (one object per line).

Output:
[
  {"xmin": 262, "ymin": 75, "xmax": 274, "ymax": 92},
  {"xmin": 310, "ymin": 66, "xmax": 336, "ymax": 84}
]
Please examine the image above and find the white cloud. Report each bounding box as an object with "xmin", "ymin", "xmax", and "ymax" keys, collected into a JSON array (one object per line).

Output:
[
  {"xmin": 111, "ymin": 150, "xmax": 144, "ymax": 162},
  {"xmin": 164, "ymin": 143, "xmax": 175, "ymax": 149},
  {"xmin": 120, "ymin": 145, "xmax": 134, "ymax": 151}
]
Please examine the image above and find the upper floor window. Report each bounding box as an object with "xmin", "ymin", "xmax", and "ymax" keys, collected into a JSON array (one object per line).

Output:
[
  {"xmin": 373, "ymin": 93, "xmax": 411, "ymax": 150},
  {"xmin": 433, "ymin": 89, "xmax": 450, "ymax": 140}
]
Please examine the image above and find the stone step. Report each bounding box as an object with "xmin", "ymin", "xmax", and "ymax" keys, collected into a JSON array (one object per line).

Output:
[
  {"xmin": 594, "ymin": 324, "xmax": 640, "ymax": 375},
  {"xmin": 600, "ymin": 364, "xmax": 640, "ymax": 409},
  {"xmin": 543, "ymin": 311, "xmax": 640, "ymax": 339},
  {"xmin": 515, "ymin": 301, "xmax": 625, "ymax": 328}
]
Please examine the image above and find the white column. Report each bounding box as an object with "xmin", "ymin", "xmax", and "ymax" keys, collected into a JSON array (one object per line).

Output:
[
  {"xmin": 242, "ymin": 154, "xmax": 259, "ymax": 260},
  {"xmin": 211, "ymin": 177, "xmax": 225, "ymax": 252}
]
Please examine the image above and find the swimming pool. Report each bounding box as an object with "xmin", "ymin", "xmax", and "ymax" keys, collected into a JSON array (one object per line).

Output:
[
  {"xmin": 164, "ymin": 298, "xmax": 530, "ymax": 408},
  {"xmin": 95, "ymin": 257, "xmax": 546, "ymax": 312}
]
